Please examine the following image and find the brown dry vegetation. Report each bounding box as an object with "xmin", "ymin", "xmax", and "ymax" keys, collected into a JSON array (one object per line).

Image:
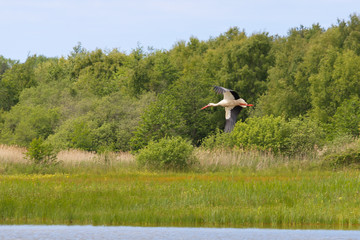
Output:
[
  {"xmin": 0, "ymin": 144, "xmax": 320, "ymax": 174},
  {"xmin": 0, "ymin": 145, "xmax": 27, "ymax": 163},
  {"xmin": 0, "ymin": 144, "xmax": 134, "ymax": 166},
  {"xmin": 0, "ymin": 144, "xmax": 297, "ymax": 170},
  {"xmin": 0, "ymin": 136, "xmax": 358, "ymax": 171}
]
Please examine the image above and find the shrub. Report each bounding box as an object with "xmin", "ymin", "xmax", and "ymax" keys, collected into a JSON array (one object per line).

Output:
[
  {"xmin": 201, "ymin": 128, "xmax": 232, "ymax": 149},
  {"xmin": 135, "ymin": 136, "xmax": 197, "ymax": 170},
  {"xmin": 24, "ymin": 138, "xmax": 58, "ymax": 165},
  {"xmin": 231, "ymin": 115, "xmax": 288, "ymax": 153},
  {"xmin": 283, "ymin": 117, "xmax": 324, "ymax": 155},
  {"xmin": 322, "ymin": 147, "xmax": 360, "ymax": 169},
  {"xmin": 46, "ymin": 117, "xmax": 96, "ymax": 151},
  {"xmin": 201, "ymin": 115, "xmax": 324, "ymax": 155}
]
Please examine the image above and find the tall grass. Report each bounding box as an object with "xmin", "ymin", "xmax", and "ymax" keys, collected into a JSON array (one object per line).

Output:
[
  {"xmin": 0, "ymin": 142, "xmax": 350, "ymax": 175},
  {"xmin": 195, "ymin": 148, "xmax": 319, "ymax": 172},
  {"xmin": 0, "ymin": 171, "xmax": 360, "ymax": 228},
  {"xmin": 0, "ymin": 145, "xmax": 136, "ymax": 174},
  {"xmin": 0, "ymin": 143, "xmax": 360, "ymax": 228},
  {"xmin": 0, "ymin": 144, "xmax": 134, "ymax": 165},
  {"xmin": 0, "ymin": 145, "xmax": 27, "ymax": 164}
]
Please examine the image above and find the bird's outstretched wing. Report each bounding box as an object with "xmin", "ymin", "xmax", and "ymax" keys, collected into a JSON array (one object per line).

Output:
[
  {"xmin": 213, "ymin": 86, "xmax": 231, "ymax": 94},
  {"xmin": 224, "ymin": 106, "xmax": 242, "ymax": 132},
  {"xmin": 213, "ymin": 86, "xmax": 240, "ymax": 100}
]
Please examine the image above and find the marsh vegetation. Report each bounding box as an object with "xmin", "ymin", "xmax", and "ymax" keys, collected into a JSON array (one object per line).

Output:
[{"xmin": 1, "ymin": 142, "xmax": 360, "ymax": 229}]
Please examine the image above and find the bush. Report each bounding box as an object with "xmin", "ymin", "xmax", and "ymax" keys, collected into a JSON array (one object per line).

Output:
[
  {"xmin": 24, "ymin": 138, "xmax": 58, "ymax": 165},
  {"xmin": 231, "ymin": 115, "xmax": 287, "ymax": 153},
  {"xmin": 201, "ymin": 115, "xmax": 324, "ymax": 155},
  {"xmin": 135, "ymin": 136, "xmax": 197, "ymax": 170},
  {"xmin": 201, "ymin": 128, "xmax": 232, "ymax": 149},
  {"xmin": 322, "ymin": 147, "xmax": 360, "ymax": 169},
  {"xmin": 46, "ymin": 117, "xmax": 96, "ymax": 151},
  {"xmin": 283, "ymin": 117, "xmax": 324, "ymax": 155}
]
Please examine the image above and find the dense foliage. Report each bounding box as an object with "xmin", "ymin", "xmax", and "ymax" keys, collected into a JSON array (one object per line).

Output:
[
  {"xmin": 202, "ymin": 115, "xmax": 324, "ymax": 155},
  {"xmin": 1, "ymin": 15, "xmax": 360, "ymax": 154},
  {"xmin": 24, "ymin": 138, "xmax": 58, "ymax": 165},
  {"xmin": 136, "ymin": 136, "xmax": 196, "ymax": 170}
]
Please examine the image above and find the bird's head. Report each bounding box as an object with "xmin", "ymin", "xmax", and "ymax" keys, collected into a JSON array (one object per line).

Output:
[
  {"xmin": 201, "ymin": 103, "xmax": 216, "ymax": 110},
  {"xmin": 239, "ymin": 103, "xmax": 253, "ymax": 108}
]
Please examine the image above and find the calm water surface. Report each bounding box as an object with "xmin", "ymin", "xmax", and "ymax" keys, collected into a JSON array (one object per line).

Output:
[{"xmin": 0, "ymin": 225, "xmax": 360, "ymax": 240}]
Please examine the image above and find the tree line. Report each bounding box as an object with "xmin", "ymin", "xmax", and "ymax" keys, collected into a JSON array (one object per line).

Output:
[{"xmin": 1, "ymin": 15, "xmax": 360, "ymax": 154}]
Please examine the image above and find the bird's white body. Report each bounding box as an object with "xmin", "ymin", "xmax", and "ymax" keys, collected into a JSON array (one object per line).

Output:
[
  {"xmin": 201, "ymin": 86, "xmax": 253, "ymax": 132},
  {"xmin": 206, "ymin": 99, "xmax": 248, "ymax": 119},
  {"xmin": 207, "ymin": 98, "xmax": 248, "ymax": 109}
]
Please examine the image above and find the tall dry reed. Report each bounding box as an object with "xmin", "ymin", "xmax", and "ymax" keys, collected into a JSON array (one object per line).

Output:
[
  {"xmin": 57, "ymin": 149, "xmax": 134, "ymax": 166},
  {"xmin": 195, "ymin": 147, "xmax": 320, "ymax": 171},
  {"xmin": 0, "ymin": 144, "xmax": 134, "ymax": 166},
  {"xmin": 0, "ymin": 145, "xmax": 27, "ymax": 163}
]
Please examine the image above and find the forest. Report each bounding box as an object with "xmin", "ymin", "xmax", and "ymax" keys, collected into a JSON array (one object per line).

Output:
[{"xmin": 1, "ymin": 14, "xmax": 360, "ymax": 157}]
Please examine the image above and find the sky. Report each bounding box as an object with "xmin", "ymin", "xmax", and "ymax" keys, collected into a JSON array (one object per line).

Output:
[{"xmin": 0, "ymin": 0, "xmax": 359, "ymax": 62}]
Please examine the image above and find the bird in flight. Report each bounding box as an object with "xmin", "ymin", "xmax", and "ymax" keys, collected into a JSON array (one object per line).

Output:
[{"xmin": 201, "ymin": 86, "xmax": 253, "ymax": 132}]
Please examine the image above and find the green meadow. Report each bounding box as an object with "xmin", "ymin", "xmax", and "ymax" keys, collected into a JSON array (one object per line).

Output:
[
  {"xmin": 1, "ymin": 144, "xmax": 360, "ymax": 229},
  {"xmin": 1, "ymin": 164, "xmax": 360, "ymax": 229}
]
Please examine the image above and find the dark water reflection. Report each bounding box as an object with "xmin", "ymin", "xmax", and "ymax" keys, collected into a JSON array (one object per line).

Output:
[{"xmin": 1, "ymin": 225, "xmax": 360, "ymax": 240}]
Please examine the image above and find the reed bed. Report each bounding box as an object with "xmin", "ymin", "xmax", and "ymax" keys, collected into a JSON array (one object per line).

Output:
[
  {"xmin": 195, "ymin": 148, "xmax": 314, "ymax": 171},
  {"xmin": 0, "ymin": 145, "xmax": 27, "ymax": 164},
  {"xmin": 0, "ymin": 144, "xmax": 134, "ymax": 165},
  {"xmin": 0, "ymin": 145, "xmax": 136, "ymax": 174},
  {"xmin": 0, "ymin": 144, "xmax": 319, "ymax": 173},
  {"xmin": 57, "ymin": 149, "xmax": 134, "ymax": 166}
]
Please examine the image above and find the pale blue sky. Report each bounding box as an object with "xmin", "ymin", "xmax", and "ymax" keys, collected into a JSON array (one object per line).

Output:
[{"xmin": 0, "ymin": 0, "xmax": 359, "ymax": 62}]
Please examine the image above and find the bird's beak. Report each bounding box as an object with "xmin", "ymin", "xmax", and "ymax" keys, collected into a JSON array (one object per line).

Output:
[{"xmin": 201, "ymin": 105, "xmax": 210, "ymax": 110}]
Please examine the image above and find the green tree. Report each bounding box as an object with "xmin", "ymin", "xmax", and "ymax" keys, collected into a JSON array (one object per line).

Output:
[
  {"xmin": 331, "ymin": 96, "xmax": 360, "ymax": 137},
  {"xmin": 342, "ymin": 14, "xmax": 360, "ymax": 54},
  {"xmin": 310, "ymin": 50, "xmax": 360, "ymax": 123},
  {"xmin": 219, "ymin": 33, "xmax": 273, "ymax": 105},
  {"xmin": 90, "ymin": 91, "xmax": 156, "ymax": 151},
  {"xmin": 0, "ymin": 105, "xmax": 60, "ymax": 146},
  {"xmin": 0, "ymin": 55, "xmax": 17, "ymax": 75},
  {"xmin": 127, "ymin": 46, "xmax": 153, "ymax": 96},
  {"xmin": 130, "ymin": 94, "xmax": 186, "ymax": 151},
  {"xmin": 148, "ymin": 50, "xmax": 180, "ymax": 93},
  {"xmin": 74, "ymin": 49, "xmax": 130, "ymax": 96},
  {"xmin": 256, "ymin": 25, "xmax": 322, "ymax": 118},
  {"xmin": 167, "ymin": 76, "xmax": 219, "ymax": 144},
  {"xmin": 0, "ymin": 56, "xmax": 37, "ymax": 110}
]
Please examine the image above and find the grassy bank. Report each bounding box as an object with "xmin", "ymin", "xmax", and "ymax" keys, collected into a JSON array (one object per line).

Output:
[
  {"xmin": 1, "ymin": 170, "xmax": 360, "ymax": 228},
  {"xmin": 1, "ymin": 145, "xmax": 360, "ymax": 229}
]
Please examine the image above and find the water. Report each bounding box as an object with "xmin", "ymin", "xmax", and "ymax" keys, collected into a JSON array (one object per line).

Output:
[{"xmin": 0, "ymin": 225, "xmax": 360, "ymax": 240}]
